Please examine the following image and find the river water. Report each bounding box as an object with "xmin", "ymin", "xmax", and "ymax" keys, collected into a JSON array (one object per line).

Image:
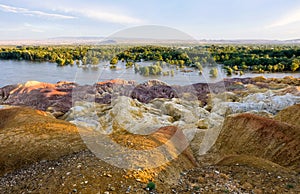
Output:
[{"xmin": 0, "ymin": 60, "xmax": 299, "ymax": 87}]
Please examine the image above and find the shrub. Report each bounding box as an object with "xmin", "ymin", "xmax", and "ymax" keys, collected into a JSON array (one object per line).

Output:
[{"xmin": 146, "ymin": 181, "xmax": 156, "ymax": 190}]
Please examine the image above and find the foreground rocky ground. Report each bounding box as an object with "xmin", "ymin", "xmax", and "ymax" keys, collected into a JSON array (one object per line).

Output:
[{"xmin": 0, "ymin": 77, "xmax": 299, "ymax": 193}]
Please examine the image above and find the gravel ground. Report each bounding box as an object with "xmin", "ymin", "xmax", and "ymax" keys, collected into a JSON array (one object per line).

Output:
[
  {"xmin": 172, "ymin": 165, "xmax": 300, "ymax": 194},
  {"xmin": 1, "ymin": 151, "xmax": 299, "ymax": 194}
]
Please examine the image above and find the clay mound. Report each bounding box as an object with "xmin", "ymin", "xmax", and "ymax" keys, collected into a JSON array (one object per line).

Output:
[
  {"xmin": 216, "ymin": 155, "xmax": 293, "ymax": 173},
  {"xmin": 0, "ymin": 81, "xmax": 75, "ymax": 117},
  {"xmin": 111, "ymin": 126, "xmax": 197, "ymax": 167},
  {"xmin": 210, "ymin": 113, "xmax": 300, "ymax": 171},
  {"xmin": 0, "ymin": 107, "xmax": 85, "ymax": 176},
  {"xmin": 275, "ymin": 104, "xmax": 300, "ymax": 126},
  {"xmin": 0, "ymin": 107, "xmax": 197, "ymax": 193}
]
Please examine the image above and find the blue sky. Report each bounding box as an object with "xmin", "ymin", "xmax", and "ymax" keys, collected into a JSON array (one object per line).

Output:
[{"xmin": 0, "ymin": 0, "xmax": 300, "ymax": 40}]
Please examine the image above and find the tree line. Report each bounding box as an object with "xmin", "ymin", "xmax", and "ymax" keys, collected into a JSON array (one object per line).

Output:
[
  {"xmin": 0, "ymin": 46, "xmax": 126, "ymax": 66},
  {"xmin": 0, "ymin": 45, "xmax": 299, "ymax": 73},
  {"xmin": 207, "ymin": 45, "xmax": 300, "ymax": 73}
]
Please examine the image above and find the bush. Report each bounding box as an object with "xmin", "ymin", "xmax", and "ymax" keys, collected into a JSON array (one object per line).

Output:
[
  {"xmin": 146, "ymin": 181, "xmax": 155, "ymax": 190},
  {"xmin": 209, "ymin": 67, "xmax": 218, "ymax": 78}
]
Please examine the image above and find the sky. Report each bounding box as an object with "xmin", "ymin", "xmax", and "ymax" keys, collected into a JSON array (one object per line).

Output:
[{"xmin": 0, "ymin": 0, "xmax": 300, "ymax": 40}]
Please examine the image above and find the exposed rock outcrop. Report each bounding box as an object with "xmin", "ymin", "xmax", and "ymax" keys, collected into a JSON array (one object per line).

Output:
[
  {"xmin": 211, "ymin": 91, "xmax": 300, "ymax": 116},
  {"xmin": 65, "ymin": 96, "xmax": 209, "ymax": 135},
  {"xmin": 1, "ymin": 77, "xmax": 298, "ymax": 118},
  {"xmin": 209, "ymin": 113, "xmax": 300, "ymax": 171}
]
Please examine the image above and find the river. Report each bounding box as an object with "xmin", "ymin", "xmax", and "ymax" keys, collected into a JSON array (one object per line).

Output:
[{"xmin": 0, "ymin": 60, "xmax": 299, "ymax": 87}]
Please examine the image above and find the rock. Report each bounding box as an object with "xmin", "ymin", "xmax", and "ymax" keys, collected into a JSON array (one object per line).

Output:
[
  {"xmin": 1, "ymin": 78, "xmax": 298, "ymax": 118},
  {"xmin": 108, "ymin": 186, "xmax": 115, "ymax": 191},
  {"xmin": 196, "ymin": 119, "xmax": 209, "ymax": 129},
  {"xmin": 68, "ymin": 96, "xmax": 174, "ymax": 134},
  {"xmin": 253, "ymin": 188, "xmax": 263, "ymax": 194},
  {"xmin": 126, "ymin": 186, "xmax": 131, "ymax": 193},
  {"xmin": 67, "ymin": 95, "xmax": 209, "ymax": 136},
  {"xmin": 219, "ymin": 173, "xmax": 230, "ymax": 180},
  {"xmin": 198, "ymin": 177, "xmax": 205, "ymax": 183},
  {"xmin": 161, "ymin": 100, "xmax": 198, "ymax": 123},
  {"xmin": 242, "ymin": 182, "xmax": 253, "ymax": 190},
  {"xmin": 211, "ymin": 91, "xmax": 300, "ymax": 116}
]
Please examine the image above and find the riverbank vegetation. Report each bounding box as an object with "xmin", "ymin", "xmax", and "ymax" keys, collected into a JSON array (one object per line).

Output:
[{"xmin": 0, "ymin": 45, "xmax": 299, "ymax": 74}]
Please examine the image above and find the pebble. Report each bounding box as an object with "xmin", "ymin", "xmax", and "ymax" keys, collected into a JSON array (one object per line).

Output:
[
  {"xmin": 198, "ymin": 177, "xmax": 205, "ymax": 183},
  {"xmin": 253, "ymin": 188, "xmax": 263, "ymax": 194},
  {"xmin": 242, "ymin": 182, "xmax": 253, "ymax": 190},
  {"xmin": 220, "ymin": 173, "xmax": 230, "ymax": 180},
  {"xmin": 126, "ymin": 186, "xmax": 131, "ymax": 193}
]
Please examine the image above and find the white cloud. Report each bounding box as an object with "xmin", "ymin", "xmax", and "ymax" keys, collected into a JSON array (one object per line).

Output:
[
  {"xmin": 60, "ymin": 8, "xmax": 143, "ymax": 25},
  {"xmin": 0, "ymin": 4, "xmax": 76, "ymax": 19},
  {"xmin": 266, "ymin": 8, "xmax": 300, "ymax": 28}
]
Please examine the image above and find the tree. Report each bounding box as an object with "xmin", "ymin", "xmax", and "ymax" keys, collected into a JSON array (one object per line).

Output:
[
  {"xmin": 241, "ymin": 62, "xmax": 248, "ymax": 71},
  {"xmin": 56, "ymin": 58, "xmax": 65, "ymax": 66},
  {"xmin": 110, "ymin": 57, "xmax": 118, "ymax": 65},
  {"xmin": 91, "ymin": 57, "xmax": 99, "ymax": 65},
  {"xmin": 126, "ymin": 61, "xmax": 134, "ymax": 68},
  {"xmin": 65, "ymin": 58, "xmax": 74, "ymax": 65},
  {"xmin": 195, "ymin": 62, "xmax": 203, "ymax": 71},
  {"xmin": 170, "ymin": 69, "xmax": 175, "ymax": 77},
  {"xmin": 291, "ymin": 59, "xmax": 299, "ymax": 72},
  {"xmin": 210, "ymin": 67, "xmax": 218, "ymax": 78},
  {"xmin": 82, "ymin": 56, "xmax": 87, "ymax": 65},
  {"xmin": 178, "ymin": 60, "xmax": 185, "ymax": 68},
  {"xmin": 267, "ymin": 64, "xmax": 273, "ymax": 72},
  {"xmin": 233, "ymin": 65, "xmax": 239, "ymax": 71},
  {"xmin": 273, "ymin": 64, "xmax": 279, "ymax": 72},
  {"xmin": 226, "ymin": 67, "xmax": 233, "ymax": 76},
  {"xmin": 278, "ymin": 63, "xmax": 285, "ymax": 71},
  {"xmin": 134, "ymin": 64, "xmax": 139, "ymax": 73},
  {"xmin": 141, "ymin": 66, "xmax": 150, "ymax": 76},
  {"xmin": 149, "ymin": 64, "xmax": 162, "ymax": 75}
]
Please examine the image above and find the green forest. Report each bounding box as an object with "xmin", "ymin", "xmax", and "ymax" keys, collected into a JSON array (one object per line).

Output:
[{"xmin": 0, "ymin": 45, "xmax": 299, "ymax": 75}]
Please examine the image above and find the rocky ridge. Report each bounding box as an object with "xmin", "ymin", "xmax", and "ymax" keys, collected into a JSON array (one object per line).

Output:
[
  {"xmin": 0, "ymin": 76, "xmax": 299, "ymax": 193},
  {"xmin": 1, "ymin": 76, "xmax": 298, "ymax": 118}
]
